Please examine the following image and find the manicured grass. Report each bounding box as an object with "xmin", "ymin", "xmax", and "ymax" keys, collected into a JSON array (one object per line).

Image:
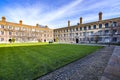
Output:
[{"xmin": 0, "ymin": 43, "xmax": 103, "ymax": 80}]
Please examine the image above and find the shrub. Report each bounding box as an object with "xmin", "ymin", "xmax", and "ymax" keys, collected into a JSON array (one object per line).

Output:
[
  {"xmin": 49, "ymin": 40, "xmax": 53, "ymax": 44},
  {"xmin": 38, "ymin": 39, "xmax": 41, "ymax": 42},
  {"xmin": 8, "ymin": 39, "xmax": 12, "ymax": 43},
  {"xmin": 12, "ymin": 38, "xmax": 15, "ymax": 43}
]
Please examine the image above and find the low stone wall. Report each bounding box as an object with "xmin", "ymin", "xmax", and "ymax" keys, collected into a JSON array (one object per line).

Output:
[{"xmin": 101, "ymin": 46, "xmax": 120, "ymax": 80}]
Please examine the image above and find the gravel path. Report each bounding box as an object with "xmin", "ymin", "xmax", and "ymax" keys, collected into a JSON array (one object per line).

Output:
[{"xmin": 36, "ymin": 46, "xmax": 114, "ymax": 80}]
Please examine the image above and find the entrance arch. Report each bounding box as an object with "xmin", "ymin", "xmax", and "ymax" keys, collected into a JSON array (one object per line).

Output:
[{"xmin": 76, "ymin": 38, "xmax": 79, "ymax": 43}]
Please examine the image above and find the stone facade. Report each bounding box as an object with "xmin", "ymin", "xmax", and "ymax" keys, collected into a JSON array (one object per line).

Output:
[
  {"xmin": 0, "ymin": 17, "xmax": 53, "ymax": 43},
  {"xmin": 1, "ymin": 12, "xmax": 120, "ymax": 43},
  {"xmin": 54, "ymin": 12, "xmax": 120, "ymax": 43}
]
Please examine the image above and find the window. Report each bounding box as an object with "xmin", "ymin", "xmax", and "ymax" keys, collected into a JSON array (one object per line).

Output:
[
  {"xmin": 83, "ymin": 32, "xmax": 86, "ymax": 36},
  {"xmin": 84, "ymin": 26, "xmax": 87, "ymax": 30},
  {"xmin": 98, "ymin": 31, "xmax": 102, "ymax": 35},
  {"xmin": 80, "ymin": 33, "xmax": 82, "ymax": 36},
  {"xmin": 90, "ymin": 31, "xmax": 94, "ymax": 35},
  {"xmin": 87, "ymin": 32, "xmax": 89, "ymax": 36},
  {"xmin": 44, "ymin": 34, "xmax": 46, "ymax": 37},
  {"xmin": 15, "ymin": 27, "xmax": 20, "ymax": 30},
  {"xmin": 1, "ymin": 38, "xmax": 4, "ymax": 41},
  {"xmin": 112, "ymin": 22, "xmax": 117, "ymax": 27},
  {"xmin": 105, "ymin": 23, "xmax": 109, "ymax": 28},
  {"xmin": 8, "ymin": 26, "xmax": 12, "ymax": 29},
  {"xmin": 9, "ymin": 32, "xmax": 12, "ymax": 35},
  {"xmin": 32, "ymin": 29, "xmax": 35, "ymax": 31},
  {"xmin": 0, "ymin": 31, "xmax": 4, "ymax": 35},
  {"xmin": 93, "ymin": 25, "xmax": 96, "ymax": 29},
  {"xmin": 70, "ymin": 33, "xmax": 72, "ymax": 37},
  {"xmin": 64, "ymin": 34, "xmax": 66, "ymax": 37},
  {"xmin": 98, "ymin": 37, "xmax": 102, "ymax": 41},
  {"xmin": 88, "ymin": 26, "xmax": 91, "ymax": 30},
  {"xmin": 112, "ymin": 37, "xmax": 117, "ymax": 42},
  {"xmin": 113, "ymin": 29, "xmax": 117, "ymax": 34},
  {"xmin": 80, "ymin": 27, "xmax": 82, "ymax": 31},
  {"xmin": 16, "ymin": 32, "xmax": 18, "ymax": 36},
  {"xmin": 104, "ymin": 30, "xmax": 109, "ymax": 34},
  {"xmin": 76, "ymin": 33, "xmax": 78, "ymax": 36},
  {"xmin": 72, "ymin": 28, "xmax": 74, "ymax": 31},
  {"xmin": 23, "ymin": 28, "xmax": 26, "ymax": 31},
  {"xmin": 66, "ymin": 29, "xmax": 68, "ymax": 32},
  {"xmin": 22, "ymin": 32, "xmax": 24, "ymax": 36},
  {"xmin": 99, "ymin": 24, "xmax": 102, "ymax": 28},
  {"xmin": 0, "ymin": 25, "xmax": 4, "ymax": 28},
  {"xmin": 91, "ymin": 37, "xmax": 94, "ymax": 41},
  {"xmin": 76, "ymin": 28, "xmax": 78, "ymax": 31}
]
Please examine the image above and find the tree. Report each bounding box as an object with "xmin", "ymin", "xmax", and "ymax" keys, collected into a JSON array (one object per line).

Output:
[
  {"xmin": 37, "ymin": 39, "xmax": 41, "ymax": 42},
  {"xmin": 12, "ymin": 38, "xmax": 15, "ymax": 43},
  {"xmin": 56, "ymin": 37, "xmax": 58, "ymax": 42},
  {"xmin": 8, "ymin": 39, "xmax": 12, "ymax": 43},
  {"xmin": 94, "ymin": 35, "xmax": 99, "ymax": 43}
]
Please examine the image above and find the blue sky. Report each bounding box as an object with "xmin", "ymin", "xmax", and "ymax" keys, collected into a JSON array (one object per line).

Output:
[{"xmin": 0, "ymin": 0, "xmax": 120, "ymax": 29}]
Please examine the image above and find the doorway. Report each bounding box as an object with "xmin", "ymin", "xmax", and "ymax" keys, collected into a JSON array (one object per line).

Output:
[{"xmin": 76, "ymin": 38, "xmax": 79, "ymax": 43}]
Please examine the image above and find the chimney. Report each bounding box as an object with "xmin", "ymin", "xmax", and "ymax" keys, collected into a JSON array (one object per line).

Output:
[
  {"xmin": 36, "ymin": 24, "xmax": 39, "ymax": 27},
  {"xmin": 99, "ymin": 12, "xmax": 102, "ymax": 21},
  {"xmin": 68, "ymin": 20, "xmax": 70, "ymax": 27},
  {"xmin": 2, "ymin": 16, "xmax": 6, "ymax": 22},
  {"xmin": 19, "ymin": 20, "xmax": 22, "ymax": 25},
  {"xmin": 45, "ymin": 25, "xmax": 48, "ymax": 28},
  {"xmin": 80, "ymin": 17, "xmax": 82, "ymax": 24}
]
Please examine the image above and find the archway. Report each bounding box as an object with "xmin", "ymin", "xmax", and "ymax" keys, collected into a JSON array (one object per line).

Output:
[
  {"xmin": 44, "ymin": 39, "xmax": 46, "ymax": 42},
  {"xmin": 76, "ymin": 38, "xmax": 79, "ymax": 43}
]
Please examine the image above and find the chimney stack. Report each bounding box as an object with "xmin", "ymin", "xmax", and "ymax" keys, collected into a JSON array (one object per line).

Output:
[
  {"xmin": 45, "ymin": 25, "xmax": 48, "ymax": 28},
  {"xmin": 99, "ymin": 12, "xmax": 102, "ymax": 21},
  {"xmin": 19, "ymin": 20, "xmax": 22, "ymax": 25},
  {"xmin": 80, "ymin": 17, "xmax": 82, "ymax": 24},
  {"xmin": 36, "ymin": 24, "xmax": 39, "ymax": 27},
  {"xmin": 68, "ymin": 20, "xmax": 70, "ymax": 27},
  {"xmin": 2, "ymin": 16, "xmax": 6, "ymax": 22}
]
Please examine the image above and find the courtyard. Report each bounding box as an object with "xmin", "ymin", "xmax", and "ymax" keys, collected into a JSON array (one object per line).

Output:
[{"xmin": 0, "ymin": 43, "xmax": 102, "ymax": 80}]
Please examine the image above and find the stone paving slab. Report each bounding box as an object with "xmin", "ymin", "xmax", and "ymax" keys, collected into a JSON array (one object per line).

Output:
[
  {"xmin": 36, "ymin": 46, "xmax": 114, "ymax": 80},
  {"xmin": 101, "ymin": 46, "xmax": 120, "ymax": 80}
]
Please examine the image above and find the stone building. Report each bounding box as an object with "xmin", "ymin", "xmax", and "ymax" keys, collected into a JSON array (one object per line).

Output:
[
  {"xmin": 0, "ymin": 17, "xmax": 53, "ymax": 43},
  {"xmin": 54, "ymin": 12, "xmax": 120, "ymax": 43}
]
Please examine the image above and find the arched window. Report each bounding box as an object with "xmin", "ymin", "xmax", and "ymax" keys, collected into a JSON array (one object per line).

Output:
[
  {"xmin": 112, "ymin": 22, "xmax": 117, "ymax": 27},
  {"xmin": 93, "ymin": 25, "xmax": 96, "ymax": 29},
  {"xmin": 84, "ymin": 26, "xmax": 87, "ymax": 30},
  {"xmin": 105, "ymin": 23, "xmax": 109, "ymax": 28},
  {"xmin": 88, "ymin": 26, "xmax": 91, "ymax": 30},
  {"xmin": 99, "ymin": 24, "xmax": 102, "ymax": 28}
]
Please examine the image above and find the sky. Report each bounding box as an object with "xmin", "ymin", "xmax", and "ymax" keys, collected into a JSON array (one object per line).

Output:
[{"xmin": 0, "ymin": 0, "xmax": 120, "ymax": 29}]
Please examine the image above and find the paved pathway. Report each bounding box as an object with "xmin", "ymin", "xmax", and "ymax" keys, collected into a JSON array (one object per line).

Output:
[
  {"xmin": 101, "ymin": 46, "xmax": 120, "ymax": 80},
  {"xmin": 36, "ymin": 46, "xmax": 114, "ymax": 80}
]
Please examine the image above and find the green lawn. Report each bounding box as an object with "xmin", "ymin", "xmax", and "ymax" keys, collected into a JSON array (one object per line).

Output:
[{"xmin": 0, "ymin": 43, "xmax": 103, "ymax": 80}]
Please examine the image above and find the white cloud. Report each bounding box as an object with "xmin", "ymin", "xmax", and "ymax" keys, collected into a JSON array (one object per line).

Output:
[{"xmin": 1, "ymin": 0, "xmax": 120, "ymax": 29}]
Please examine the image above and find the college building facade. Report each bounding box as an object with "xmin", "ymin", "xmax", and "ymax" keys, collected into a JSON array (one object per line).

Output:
[
  {"xmin": 0, "ymin": 16, "xmax": 53, "ymax": 43},
  {"xmin": 0, "ymin": 12, "xmax": 120, "ymax": 43},
  {"xmin": 54, "ymin": 12, "xmax": 120, "ymax": 43}
]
